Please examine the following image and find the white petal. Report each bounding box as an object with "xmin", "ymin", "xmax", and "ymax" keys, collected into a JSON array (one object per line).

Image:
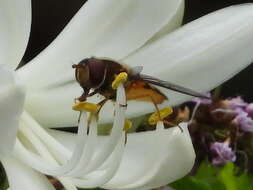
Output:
[
  {"xmin": 21, "ymin": 4, "xmax": 253, "ymax": 127},
  {"xmin": 18, "ymin": 0, "xmax": 184, "ymax": 90},
  {"xmin": 48, "ymin": 123, "xmax": 195, "ymax": 189},
  {"xmin": 0, "ymin": 0, "xmax": 31, "ymax": 69},
  {"xmin": 0, "ymin": 65, "xmax": 25, "ymax": 155},
  {"xmin": 147, "ymin": 0, "xmax": 184, "ymax": 43},
  {"xmin": 123, "ymin": 4, "xmax": 253, "ymax": 116},
  {"xmin": 1, "ymin": 155, "xmax": 56, "ymax": 190},
  {"xmin": 103, "ymin": 123, "xmax": 195, "ymax": 189}
]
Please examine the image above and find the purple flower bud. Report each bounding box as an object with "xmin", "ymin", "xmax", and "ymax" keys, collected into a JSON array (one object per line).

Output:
[
  {"xmin": 224, "ymin": 96, "xmax": 247, "ymax": 110},
  {"xmin": 210, "ymin": 142, "xmax": 236, "ymax": 166},
  {"xmin": 233, "ymin": 111, "xmax": 253, "ymax": 132},
  {"xmin": 246, "ymin": 103, "xmax": 253, "ymax": 118}
]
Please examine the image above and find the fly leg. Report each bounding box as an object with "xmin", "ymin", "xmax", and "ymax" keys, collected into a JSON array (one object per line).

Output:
[
  {"xmin": 145, "ymin": 95, "xmax": 179, "ymax": 130},
  {"xmin": 77, "ymin": 112, "xmax": 82, "ymax": 124},
  {"xmin": 97, "ymin": 98, "xmax": 109, "ymax": 115},
  {"xmin": 129, "ymin": 94, "xmax": 181, "ymax": 131},
  {"xmin": 127, "ymin": 94, "xmax": 162, "ymax": 118}
]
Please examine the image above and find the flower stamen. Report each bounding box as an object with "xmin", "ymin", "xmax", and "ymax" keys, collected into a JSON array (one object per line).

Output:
[
  {"xmin": 112, "ymin": 72, "xmax": 128, "ymax": 89},
  {"xmin": 123, "ymin": 119, "xmax": 133, "ymax": 132},
  {"xmin": 123, "ymin": 119, "xmax": 132, "ymax": 145},
  {"xmin": 148, "ymin": 106, "xmax": 173, "ymax": 125},
  {"xmin": 72, "ymin": 101, "xmax": 100, "ymax": 113}
]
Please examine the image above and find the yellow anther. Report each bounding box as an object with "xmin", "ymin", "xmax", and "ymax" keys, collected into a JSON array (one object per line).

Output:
[
  {"xmin": 148, "ymin": 107, "xmax": 173, "ymax": 125},
  {"xmin": 72, "ymin": 101, "xmax": 100, "ymax": 113},
  {"xmin": 112, "ymin": 72, "xmax": 128, "ymax": 89},
  {"xmin": 123, "ymin": 120, "xmax": 133, "ymax": 132}
]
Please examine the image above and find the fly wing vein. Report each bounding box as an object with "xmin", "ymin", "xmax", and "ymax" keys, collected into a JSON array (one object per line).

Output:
[{"xmin": 139, "ymin": 74, "xmax": 209, "ymax": 99}]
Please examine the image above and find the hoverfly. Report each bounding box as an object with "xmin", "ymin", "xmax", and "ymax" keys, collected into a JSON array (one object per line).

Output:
[{"xmin": 72, "ymin": 57, "xmax": 208, "ymax": 107}]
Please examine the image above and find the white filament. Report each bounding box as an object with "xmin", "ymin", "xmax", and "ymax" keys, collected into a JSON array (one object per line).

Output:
[
  {"xmin": 65, "ymin": 115, "xmax": 98, "ymax": 177},
  {"xmin": 13, "ymin": 83, "xmax": 127, "ymax": 188},
  {"xmin": 71, "ymin": 135, "xmax": 125, "ymax": 188},
  {"xmin": 18, "ymin": 120, "xmax": 77, "ymax": 190},
  {"xmin": 67, "ymin": 84, "xmax": 127, "ymax": 177},
  {"xmin": 15, "ymin": 111, "xmax": 89, "ymax": 176},
  {"xmin": 21, "ymin": 111, "xmax": 72, "ymax": 161}
]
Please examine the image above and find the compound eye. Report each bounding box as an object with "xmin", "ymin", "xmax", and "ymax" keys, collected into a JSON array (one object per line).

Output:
[
  {"xmin": 75, "ymin": 64, "xmax": 90, "ymax": 85},
  {"xmin": 75, "ymin": 57, "xmax": 107, "ymax": 89},
  {"xmin": 87, "ymin": 59, "xmax": 107, "ymax": 88},
  {"xmin": 78, "ymin": 58, "xmax": 90, "ymax": 66}
]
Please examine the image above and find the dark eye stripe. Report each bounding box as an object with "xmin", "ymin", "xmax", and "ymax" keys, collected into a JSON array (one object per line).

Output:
[{"xmin": 76, "ymin": 69, "xmax": 81, "ymax": 83}]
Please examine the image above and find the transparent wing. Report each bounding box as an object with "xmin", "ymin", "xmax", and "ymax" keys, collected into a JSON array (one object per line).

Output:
[
  {"xmin": 139, "ymin": 74, "xmax": 209, "ymax": 99},
  {"xmin": 130, "ymin": 66, "xmax": 143, "ymax": 76}
]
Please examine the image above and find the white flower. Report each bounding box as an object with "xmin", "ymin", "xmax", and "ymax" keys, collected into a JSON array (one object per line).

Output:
[{"xmin": 1, "ymin": 0, "xmax": 253, "ymax": 190}]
